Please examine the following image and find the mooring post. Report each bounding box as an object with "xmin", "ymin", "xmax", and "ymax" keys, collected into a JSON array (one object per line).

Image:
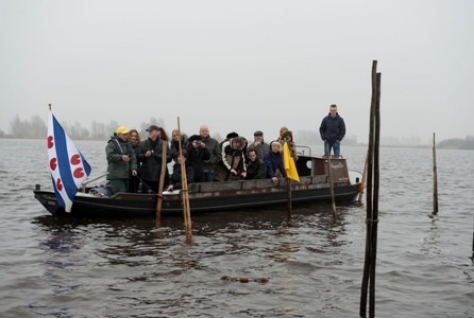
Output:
[
  {"xmin": 360, "ymin": 60, "xmax": 381, "ymax": 318},
  {"xmin": 432, "ymin": 132, "xmax": 439, "ymax": 214}
]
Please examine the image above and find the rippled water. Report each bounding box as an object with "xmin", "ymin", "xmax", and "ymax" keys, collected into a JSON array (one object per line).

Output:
[{"xmin": 0, "ymin": 139, "xmax": 473, "ymax": 317}]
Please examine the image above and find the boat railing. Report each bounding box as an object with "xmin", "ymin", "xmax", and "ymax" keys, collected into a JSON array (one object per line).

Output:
[{"xmin": 295, "ymin": 144, "xmax": 312, "ymax": 156}]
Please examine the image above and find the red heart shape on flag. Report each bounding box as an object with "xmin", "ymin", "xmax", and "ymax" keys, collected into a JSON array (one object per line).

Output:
[
  {"xmin": 47, "ymin": 136, "xmax": 54, "ymax": 149},
  {"xmin": 56, "ymin": 178, "xmax": 63, "ymax": 191},
  {"xmin": 73, "ymin": 167, "xmax": 84, "ymax": 179},
  {"xmin": 50, "ymin": 158, "xmax": 57, "ymax": 170},
  {"xmin": 71, "ymin": 154, "xmax": 81, "ymax": 165}
]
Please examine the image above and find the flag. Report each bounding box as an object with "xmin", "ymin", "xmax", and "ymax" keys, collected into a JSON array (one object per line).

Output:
[
  {"xmin": 283, "ymin": 142, "xmax": 300, "ymax": 182},
  {"xmin": 47, "ymin": 111, "xmax": 92, "ymax": 212}
]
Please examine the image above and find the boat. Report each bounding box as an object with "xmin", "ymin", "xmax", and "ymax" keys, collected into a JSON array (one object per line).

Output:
[{"xmin": 34, "ymin": 155, "xmax": 363, "ymax": 218}]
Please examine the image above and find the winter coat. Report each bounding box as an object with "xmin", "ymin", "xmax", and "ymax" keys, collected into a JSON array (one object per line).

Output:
[
  {"xmin": 186, "ymin": 143, "xmax": 210, "ymax": 182},
  {"xmin": 137, "ymin": 138, "xmax": 172, "ymax": 182},
  {"xmin": 245, "ymin": 159, "xmax": 267, "ymax": 180},
  {"xmin": 201, "ymin": 136, "xmax": 222, "ymax": 173},
  {"xmin": 106, "ymin": 137, "xmax": 137, "ymax": 180},
  {"xmin": 319, "ymin": 113, "xmax": 346, "ymax": 143},
  {"xmin": 263, "ymin": 150, "xmax": 287, "ymax": 178}
]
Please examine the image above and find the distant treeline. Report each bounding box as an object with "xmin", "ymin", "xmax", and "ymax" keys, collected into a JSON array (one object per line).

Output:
[
  {"xmin": 0, "ymin": 114, "xmax": 358, "ymax": 146},
  {"xmin": 0, "ymin": 115, "xmax": 167, "ymax": 141},
  {"xmin": 436, "ymin": 136, "xmax": 474, "ymax": 150},
  {"xmin": 1, "ymin": 114, "xmax": 472, "ymax": 149}
]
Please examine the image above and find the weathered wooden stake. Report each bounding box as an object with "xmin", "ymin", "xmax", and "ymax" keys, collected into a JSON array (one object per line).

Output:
[
  {"xmin": 177, "ymin": 117, "xmax": 192, "ymax": 243},
  {"xmin": 155, "ymin": 138, "xmax": 168, "ymax": 225},
  {"xmin": 471, "ymin": 214, "xmax": 474, "ymax": 263},
  {"xmin": 432, "ymin": 132, "xmax": 439, "ymax": 214},
  {"xmin": 326, "ymin": 156, "xmax": 337, "ymax": 220},
  {"xmin": 358, "ymin": 151, "xmax": 369, "ymax": 204},
  {"xmin": 286, "ymin": 177, "xmax": 292, "ymax": 222},
  {"xmin": 360, "ymin": 60, "xmax": 381, "ymax": 318}
]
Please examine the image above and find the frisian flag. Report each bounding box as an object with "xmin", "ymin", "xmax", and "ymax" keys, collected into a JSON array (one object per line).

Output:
[{"xmin": 47, "ymin": 111, "xmax": 92, "ymax": 212}]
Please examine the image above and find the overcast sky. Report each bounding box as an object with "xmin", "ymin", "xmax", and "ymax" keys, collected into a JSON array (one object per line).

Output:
[{"xmin": 1, "ymin": 0, "xmax": 473, "ymax": 143}]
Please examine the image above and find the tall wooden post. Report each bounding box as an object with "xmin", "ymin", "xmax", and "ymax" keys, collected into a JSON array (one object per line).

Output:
[
  {"xmin": 358, "ymin": 151, "xmax": 369, "ymax": 204},
  {"xmin": 360, "ymin": 60, "xmax": 381, "ymax": 318},
  {"xmin": 177, "ymin": 117, "xmax": 192, "ymax": 243},
  {"xmin": 155, "ymin": 139, "xmax": 168, "ymax": 224},
  {"xmin": 326, "ymin": 157, "xmax": 337, "ymax": 220},
  {"xmin": 432, "ymin": 133, "xmax": 438, "ymax": 214}
]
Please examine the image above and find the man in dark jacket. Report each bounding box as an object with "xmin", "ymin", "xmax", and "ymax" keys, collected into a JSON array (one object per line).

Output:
[
  {"xmin": 186, "ymin": 134, "xmax": 210, "ymax": 182},
  {"xmin": 137, "ymin": 125, "xmax": 172, "ymax": 193},
  {"xmin": 245, "ymin": 149, "xmax": 267, "ymax": 180},
  {"xmin": 319, "ymin": 104, "xmax": 346, "ymax": 158}
]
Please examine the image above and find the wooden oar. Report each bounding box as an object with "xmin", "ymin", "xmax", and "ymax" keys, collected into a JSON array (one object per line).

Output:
[
  {"xmin": 155, "ymin": 137, "xmax": 168, "ymax": 223},
  {"xmin": 177, "ymin": 117, "xmax": 192, "ymax": 243}
]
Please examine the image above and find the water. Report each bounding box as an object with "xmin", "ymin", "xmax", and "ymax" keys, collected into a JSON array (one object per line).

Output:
[{"xmin": 0, "ymin": 139, "xmax": 473, "ymax": 317}]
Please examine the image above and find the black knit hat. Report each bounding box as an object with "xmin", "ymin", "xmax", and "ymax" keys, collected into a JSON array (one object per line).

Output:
[
  {"xmin": 188, "ymin": 134, "xmax": 201, "ymax": 142},
  {"xmin": 226, "ymin": 132, "xmax": 239, "ymax": 139}
]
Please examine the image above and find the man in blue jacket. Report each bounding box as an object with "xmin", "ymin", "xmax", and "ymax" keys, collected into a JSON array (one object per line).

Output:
[{"xmin": 319, "ymin": 104, "xmax": 346, "ymax": 158}]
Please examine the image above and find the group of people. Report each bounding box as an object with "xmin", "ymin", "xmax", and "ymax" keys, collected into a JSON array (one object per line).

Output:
[{"xmin": 105, "ymin": 104, "xmax": 346, "ymax": 194}]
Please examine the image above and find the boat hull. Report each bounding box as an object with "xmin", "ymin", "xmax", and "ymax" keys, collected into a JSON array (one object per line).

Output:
[
  {"xmin": 34, "ymin": 178, "xmax": 361, "ymax": 218},
  {"xmin": 33, "ymin": 156, "xmax": 362, "ymax": 218}
]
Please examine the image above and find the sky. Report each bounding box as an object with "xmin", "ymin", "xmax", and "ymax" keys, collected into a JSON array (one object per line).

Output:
[{"xmin": 1, "ymin": 0, "xmax": 473, "ymax": 143}]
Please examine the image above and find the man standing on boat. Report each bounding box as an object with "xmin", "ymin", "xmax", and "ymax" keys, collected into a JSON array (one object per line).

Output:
[
  {"xmin": 199, "ymin": 125, "xmax": 221, "ymax": 182},
  {"xmin": 106, "ymin": 126, "xmax": 138, "ymax": 193},
  {"xmin": 137, "ymin": 125, "xmax": 172, "ymax": 193},
  {"xmin": 319, "ymin": 104, "xmax": 346, "ymax": 158}
]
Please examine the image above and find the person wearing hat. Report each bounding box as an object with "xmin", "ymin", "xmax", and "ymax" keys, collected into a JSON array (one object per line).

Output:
[
  {"xmin": 186, "ymin": 134, "xmax": 210, "ymax": 182},
  {"xmin": 105, "ymin": 126, "xmax": 137, "ymax": 193},
  {"xmin": 248, "ymin": 130, "xmax": 270, "ymax": 160},
  {"xmin": 136, "ymin": 124, "xmax": 172, "ymax": 193}
]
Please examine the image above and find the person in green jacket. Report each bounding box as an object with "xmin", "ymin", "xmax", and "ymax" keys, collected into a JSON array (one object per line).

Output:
[{"xmin": 106, "ymin": 126, "xmax": 137, "ymax": 193}]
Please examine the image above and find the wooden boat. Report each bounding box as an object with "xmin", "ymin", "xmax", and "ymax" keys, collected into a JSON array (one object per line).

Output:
[{"xmin": 33, "ymin": 155, "xmax": 362, "ymax": 218}]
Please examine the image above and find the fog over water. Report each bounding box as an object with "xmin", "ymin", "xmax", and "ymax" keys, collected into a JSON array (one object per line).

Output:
[{"xmin": 1, "ymin": 0, "xmax": 473, "ymax": 143}]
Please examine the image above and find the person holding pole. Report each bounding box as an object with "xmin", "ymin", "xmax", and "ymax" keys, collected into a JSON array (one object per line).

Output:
[{"xmin": 319, "ymin": 104, "xmax": 346, "ymax": 158}]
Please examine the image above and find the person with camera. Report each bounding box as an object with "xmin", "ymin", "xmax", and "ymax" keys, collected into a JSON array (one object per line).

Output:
[{"xmin": 186, "ymin": 134, "xmax": 211, "ymax": 183}]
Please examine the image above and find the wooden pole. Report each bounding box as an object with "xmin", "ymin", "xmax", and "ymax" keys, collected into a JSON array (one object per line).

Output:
[
  {"xmin": 432, "ymin": 132, "xmax": 439, "ymax": 214},
  {"xmin": 177, "ymin": 117, "xmax": 192, "ymax": 243},
  {"xmin": 360, "ymin": 60, "xmax": 377, "ymax": 318},
  {"xmin": 369, "ymin": 72, "xmax": 381, "ymax": 318},
  {"xmin": 326, "ymin": 156, "xmax": 337, "ymax": 220},
  {"xmin": 471, "ymin": 214, "xmax": 474, "ymax": 263},
  {"xmin": 286, "ymin": 177, "xmax": 292, "ymax": 222},
  {"xmin": 155, "ymin": 138, "xmax": 168, "ymax": 223},
  {"xmin": 358, "ymin": 151, "xmax": 369, "ymax": 204}
]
